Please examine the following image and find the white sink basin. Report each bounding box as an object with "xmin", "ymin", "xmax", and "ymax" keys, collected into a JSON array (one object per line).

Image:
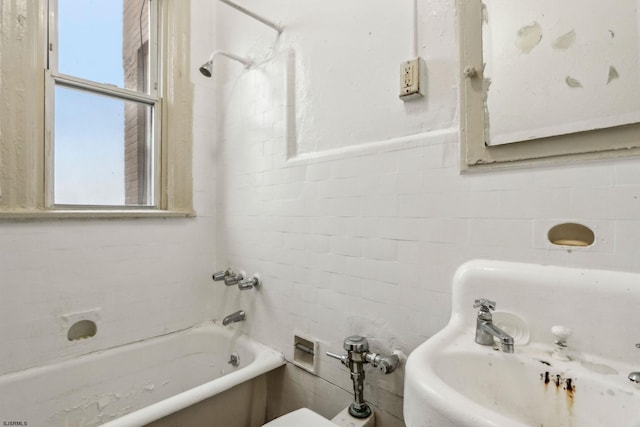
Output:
[{"xmin": 404, "ymin": 260, "xmax": 640, "ymax": 427}]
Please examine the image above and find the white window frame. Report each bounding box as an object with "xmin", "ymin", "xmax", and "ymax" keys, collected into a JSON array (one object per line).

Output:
[{"xmin": 45, "ymin": 0, "xmax": 162, "ymax": 209}]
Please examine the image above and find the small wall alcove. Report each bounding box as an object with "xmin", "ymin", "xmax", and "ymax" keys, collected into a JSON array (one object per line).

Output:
[{"xmin": 67, "ymin": 319, "xmax": 97, "ymax": 341}]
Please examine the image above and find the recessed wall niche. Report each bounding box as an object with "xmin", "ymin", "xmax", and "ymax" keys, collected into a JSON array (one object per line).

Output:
[{"xmin": 547, "ymin": 223, "xmax": 595, "ymax": 247}]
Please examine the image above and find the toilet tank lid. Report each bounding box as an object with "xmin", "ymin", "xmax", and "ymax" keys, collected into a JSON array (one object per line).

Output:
[{"xmin": 262, "ymin": 408, "xmax": 337, "ymax": 427}]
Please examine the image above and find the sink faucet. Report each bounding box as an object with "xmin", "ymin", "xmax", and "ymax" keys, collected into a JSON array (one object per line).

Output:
[
  {"xmin": 473, "ymin": 299, "xmax": 514, "ymax": 353},
  {"xmin": 222, "ymin": 310, "xmax": 246, "ymax": 326}
]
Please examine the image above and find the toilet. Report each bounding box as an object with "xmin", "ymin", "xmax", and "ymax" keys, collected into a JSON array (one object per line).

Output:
[
  {"xmin": 262, "ymin": 407, "xmax": 375, "ymax": 427},
  {"xmin": 262, "ymin": 408, "xmax": 338, "ymax": 427}
]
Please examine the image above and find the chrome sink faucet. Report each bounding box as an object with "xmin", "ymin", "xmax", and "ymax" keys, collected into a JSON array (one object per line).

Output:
[{"xmin": 473, "ymin": 299, "xmax": 514, "ymax": 353}]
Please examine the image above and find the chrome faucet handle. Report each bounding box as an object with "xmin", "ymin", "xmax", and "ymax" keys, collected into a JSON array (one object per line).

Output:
[
  {"xmin": 224, "ymin": 273, "xmax": 244, "ymax": 286},
  {"xmin": 551, "ymin": 325, "xmax": 572, "ymax": 360},
  {"xmin": 473, "ymin": 299, "xmax": 496, "ymax": 311},
  {"xmin": 238, "ymin": 274, "xmax": 261, "ymax": 290},
  {"xmin": 212, "ymin": 268, "xmax": 232, "ymax": 281},
  {"xmin": 551, "ymin": 325, "xmax": 572, "ymax": 345}
]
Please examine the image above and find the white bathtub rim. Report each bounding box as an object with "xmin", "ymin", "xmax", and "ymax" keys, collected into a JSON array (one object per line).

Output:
[
  {"xmin": 100, "ymin": 348, "xmax": 284, "ymax": 427},
  {"xmin": 98, "ymin": 324, "xmax": 285, "ymax": 427}
]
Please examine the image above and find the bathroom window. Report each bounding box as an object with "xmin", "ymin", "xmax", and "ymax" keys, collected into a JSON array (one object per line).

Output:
[
  {"xmin": 46, "ymin": 0, "xmax": 160, "ymax": 207},
  {"xmin": 0, "ymin": 0, "xmax": 197, "ymax": 217}
]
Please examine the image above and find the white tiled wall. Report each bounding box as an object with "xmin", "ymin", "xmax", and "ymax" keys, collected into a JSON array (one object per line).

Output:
[
  {"xmin": 208, "ymin": 0, "xmax": 640, "ymax": 425},
  {"xmin": 2, "ymin": 1, "xmax": 640, "ymax": 426}
]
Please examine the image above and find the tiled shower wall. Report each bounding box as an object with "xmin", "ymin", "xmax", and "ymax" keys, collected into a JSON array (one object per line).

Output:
[{"xmin": 208, "ymin": 0, "xmax": 640, "ymax": 425}]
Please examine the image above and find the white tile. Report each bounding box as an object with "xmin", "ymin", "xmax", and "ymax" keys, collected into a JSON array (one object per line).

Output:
[
  {"xmin": 363, "ymin": 195, "xmax": 398, "ymax": 217},
  {"xmin": 364, "ymin": 239, "xmax": 398, "ymax": 261},
  {"xmin": 469, "ymin": 219, "xmax": 534, "ymax": 248},
  {"xmin": 419, "ymin": 218, "xmax": 469, "ymax": 244},
  {"xmin": 606, "ymin": 186, "xmax": 640, "ymax": 220},
  {"xmin": 330, "ymin": 236, "xmax": 364, "ymax": 257}
]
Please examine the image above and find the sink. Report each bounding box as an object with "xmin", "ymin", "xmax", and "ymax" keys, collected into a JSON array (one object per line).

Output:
[{"xmin": 404, "ymin": 260, "xmax": 640, "ymax": 427}]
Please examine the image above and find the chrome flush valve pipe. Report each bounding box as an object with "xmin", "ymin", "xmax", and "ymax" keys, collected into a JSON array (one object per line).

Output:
[{"xmin": 327, "ymin": 335, "xmax": 400, "ymax": 419}]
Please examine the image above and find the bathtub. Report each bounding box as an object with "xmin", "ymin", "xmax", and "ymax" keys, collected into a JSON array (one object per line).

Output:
[{"xmin": 0, "ymin": 322, "xmax": 285, "ymax": 427}]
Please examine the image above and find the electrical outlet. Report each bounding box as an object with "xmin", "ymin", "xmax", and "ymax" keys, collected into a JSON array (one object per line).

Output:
[{"xmin": 399, "ymin": 58, "xmax": 423, "ymax": 101}]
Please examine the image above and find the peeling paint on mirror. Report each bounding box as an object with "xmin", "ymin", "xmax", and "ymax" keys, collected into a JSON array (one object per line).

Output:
[{"xmin": 481, "ymin": 0, "xmax": 640, "ymax": 147}]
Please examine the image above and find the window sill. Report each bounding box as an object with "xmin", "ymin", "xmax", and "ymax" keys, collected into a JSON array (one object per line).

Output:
[{"xmin": 0, "ymin": 208, "xmax": 196, "ymax": 220}]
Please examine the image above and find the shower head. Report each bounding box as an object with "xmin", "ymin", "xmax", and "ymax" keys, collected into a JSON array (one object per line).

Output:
[
  {"xmin": 199, "ymin": 61, "xmax": 214, "ymax": 77},
  {"xmin": 199, "ymin": 50, "xmax": 252, "ymax": 78}
]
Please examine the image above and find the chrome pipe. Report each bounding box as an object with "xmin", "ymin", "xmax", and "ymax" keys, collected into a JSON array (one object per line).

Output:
[
  {"xmin": 199, "ymin": 50, "xmax": 252, "ymax": 78},
  {"xmin": 327, "ymin": 335, "xmax": 399, "ymax": 419},
  {"xmin": 218, "ymin": 0, "xmax": 283, "ymax": 33}
]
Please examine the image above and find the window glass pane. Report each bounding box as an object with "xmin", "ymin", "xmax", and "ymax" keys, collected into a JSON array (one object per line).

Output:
[
  {"xmin": 57, "ymin": 0, "xmax": 150, "ymax": 93},
  {"xmin": 54, "ymin": 85, "xmax": 154, "ymax": 206}
]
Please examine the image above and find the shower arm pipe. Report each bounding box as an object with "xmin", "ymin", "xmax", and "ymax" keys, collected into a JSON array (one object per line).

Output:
[
  {"xmin": 207, "ymin": 50, "xmax": 252, "ymax": 67},
  {"xmin": 218, "ymin": 0, "xmax": 284, "ymax": 34}
]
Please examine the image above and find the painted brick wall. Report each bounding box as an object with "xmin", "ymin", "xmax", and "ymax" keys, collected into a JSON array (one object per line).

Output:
[
  {"xmin": 208, "ymin": 1, "xmax": 640, "ymax": 425},
  {"xmin": 2, "ymin": 1, "xmax": 639, "ymax": 426}
]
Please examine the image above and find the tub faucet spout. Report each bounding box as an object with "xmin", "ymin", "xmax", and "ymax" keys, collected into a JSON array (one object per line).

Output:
[{"xmin": 222, "ymin": 310, "xmax": 246, "ymax": 326}]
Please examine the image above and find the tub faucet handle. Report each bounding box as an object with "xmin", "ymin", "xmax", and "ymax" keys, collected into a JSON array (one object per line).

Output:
[
  {"xmin": 238, "ymin": 274, "xmax": 261, "ymax": 290},
  {"xmin": 212, "ymin": 268, "xmax": 232, "ymax": 281},
  {"xmin": 224, "ymin": 272, "xmax": 244, "ymax": 286}
]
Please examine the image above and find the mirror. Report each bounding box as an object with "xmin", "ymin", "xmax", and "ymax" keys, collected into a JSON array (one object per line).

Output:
[
  {"xmin": 483, "ymin": 0, "xmax": 640, "ymax": 146},
  {"xmin": 460, "ymin": 0, "xmax": 640, "ymax": 168}
]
